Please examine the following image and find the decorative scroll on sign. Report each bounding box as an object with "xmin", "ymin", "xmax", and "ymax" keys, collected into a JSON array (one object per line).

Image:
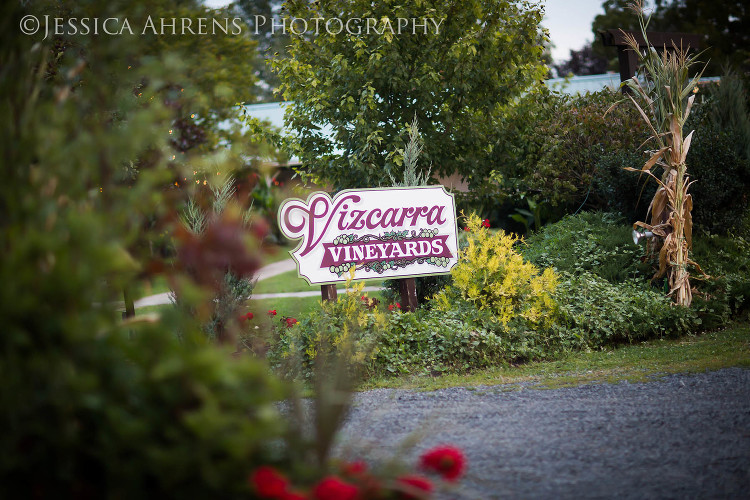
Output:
[{"xmin": 278, "ymin": 186, "xmax": 459, "ymax": 284}]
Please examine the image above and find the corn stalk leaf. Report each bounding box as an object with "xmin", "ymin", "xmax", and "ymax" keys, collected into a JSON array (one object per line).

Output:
[
  {"xmin": 684, "ymin": 192, "xmax": 693, "ymax": 249},
  {"xmin": 669, "ymin": 114, "xmax": 682, "ymax": 163},
  {"xmin": 648, "ymin": 186, "xmax": 669, "ymax": 226},
  {"xmin": 684, "ymin": 93, "xmax": 695, "ymax": 123},
  {"xmin": 681, "ymin": 130, "xmax": 694, "ymax": 164},
  {"xmin": 623, "ymin": 166, "xmax": 667, "ymax": 189},
  {"xmin": 642, "ymin": 146, "xmax": 671, "ymax": 172},
  {"xmin": 627, "ymin": 93, "xmax": 662, "ymax": 145}
]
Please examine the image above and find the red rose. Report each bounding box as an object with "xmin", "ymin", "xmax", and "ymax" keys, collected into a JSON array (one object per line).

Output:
[
  {"xmin": 285, "ymin": 317, "xmax": 298, "ymax": 328},
  {"xmin": 464, "ymin": 226, "xmax": 470, "ymax": 232},
  {"xmin": 418, "ymin": 445, "xmax": 466, "ymax": 482},
  {"xmin": 249, "ymin": 466, "xmax": 289, "ymax": 498},
  {"xmin": 246, "ymin": 312, "xmax": 254, "ymax": 320},
  {"xmin": 268, "ymin": 309, "xmax": 277, "ymax": 316},
  {"xmin": 396, "ymin": 475, "xmax": 433, "ymax": 499},
  {"xmin": 312, "ymin": 476, "xmax": 359, "ymax": 500},
  {"xmin": 482, "ymin": 219, "xmax": 490, "ymax": 228}
]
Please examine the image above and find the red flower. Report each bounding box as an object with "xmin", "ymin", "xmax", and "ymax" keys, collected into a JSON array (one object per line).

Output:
[
  {"xmin": 389, "ymin": 303, "xmax": 401, "ymax": 311},
  {"xmin": 268, "ymin": 309, "xmax": 277, "ymax": 316},
  {"xmin": 311, "ymin": 476, "xmax": 359, "ymax": 500},
  {"xmin": 279, "ymin": 492, "xmax": 306, "ymax": 500},
  {"xmin": 340, "ymin": 460, "xmax": 367, "ymax": 477},
  {"xmin": 464, "ymin": 226, "xmax": 470, "ymax": 232},
  {"xmin": 285, "ymin": 317, "xmax": 298, "ymax": 328},
  {"xmin": 482, "ymin": 219, "xmax": 491, "ymax": 228},
  {"xmin": 396, "ymin": 475, "xmax": 434, "ymax": 499},
  {"xmin": 418, "ymin": 445, "xmax": 466, "ymax": 482},
  {"xmin": 246, "ymin": 312, "xmax": 254, "ymax": 320},
  {"xmin": 249, "ymin": 466, "xmax": 289, "ymax": 498}
]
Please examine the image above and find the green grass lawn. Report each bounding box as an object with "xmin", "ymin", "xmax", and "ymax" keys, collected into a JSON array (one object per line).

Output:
[
  {"xmin": 253, "ymin": 269, "xmax": 387, "ymax": 295},
  {"xmin": 246, "ymin": 296, "xmax": 321, "ymax": 320},
  {"xmin": 136, "ymin": 289, "xmax": 391, "ymax": 321},
  {"xmin": 250, "ymin": 287, "xmax": 391, "ymax": 320},
  {"xmin": 362, "ymin": 323, "xmax": 750, "ymax": 391},
  {"xmin": 134, "ymin": 297, "xmax": 322, "ymax": 320}
]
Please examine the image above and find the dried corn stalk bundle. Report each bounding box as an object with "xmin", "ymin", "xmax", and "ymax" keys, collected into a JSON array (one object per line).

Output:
[{"xmin": 613, "ymin": 1, "xmax": 707, "ymax": 306}]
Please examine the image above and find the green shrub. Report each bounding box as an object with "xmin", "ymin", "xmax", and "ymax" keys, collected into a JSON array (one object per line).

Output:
[
  {"xmin": 276, "ymin": 290, "xmax": 567, "ymax": 377},
  {"xmin": 683, "ymin": 124, "xmax": 750, "ymax": 234},
  {"xmin": 480, "ymin": 85, "xmax": 749, "ymax": 237},
  {"xmin": 592, "ymin": 150, "xmax": 658, "ymax": 222},
  {"xmin": 554, "ymin": 272, "xmax": 700, "ymax": 347},
  {"xmin": 476, "ymin": 88, "xmax": 650, "ymax": 219},
  {"xmin": 522, "ymin": 212, "xmax": 651, "ymax": 283},
  {"xmin": 271, "ymin": 281, "xmax": 387, "ymax": 378},
  {"xmin": 691, "ymin": 233, "xmax": 750, "ymax": 324},
  {"xmin": 529, "ymin": 90, "xmax": 649, "ymax": 210},
  {"xmin": 524, "ymin": 213, "xmax": 749, "ymax": 331},
  {"xmin": 706, "ymin": 71, "xmax": 750, "ymax": 161},
  {"xmin": 374, "ymin": 306, "xmax": 528, "ymax": 374}
]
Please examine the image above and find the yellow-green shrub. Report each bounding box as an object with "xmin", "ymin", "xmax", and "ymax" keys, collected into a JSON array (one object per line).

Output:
[
  {"xmin": 434, "ymin": 213, "xmax": 558, "ymax": 327},
  {"xmin": 272, "ymin": 275, "xmax": 389, "ymax": 377}
]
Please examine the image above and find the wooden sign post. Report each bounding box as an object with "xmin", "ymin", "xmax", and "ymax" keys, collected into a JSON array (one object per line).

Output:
[
  {"xmin": 399, "ymin": 277, "xmax": 418, "ymax": 312},
  {"xmin": 320, "ymin": 284, "xmax": 338, "ymax": 303}
]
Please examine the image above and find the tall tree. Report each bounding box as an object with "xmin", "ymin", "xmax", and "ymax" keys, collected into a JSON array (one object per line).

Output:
[
  {"xmin": 592, "ymin": 0, "xmax": 749, "ymax": 76},
  {"xmin": 233, "ymin": 0, "xmax": 292, "ymax": 102},
  {"xmin": 138, "ymin": 1, "xmax": 261, "ymax": 157},
  {"xmin": 654, "ymin": 0, "xmax": 749, "ymax": 75},
  {"xmin": 554, "ymin": 42, "xmax": 609, "ymax": 76},
  {"xmin": 591, "ymin": 0, "xmax": 644, "ymax": 72},
  {"xmin": 270, "ymin": 0, "xmax": 548, "ymax": 191}
]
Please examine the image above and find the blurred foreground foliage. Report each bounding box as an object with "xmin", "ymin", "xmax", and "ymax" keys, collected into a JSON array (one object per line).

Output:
[{"xmin": 0, "ymin": 0, "xmax": 309, "ymax": 496}]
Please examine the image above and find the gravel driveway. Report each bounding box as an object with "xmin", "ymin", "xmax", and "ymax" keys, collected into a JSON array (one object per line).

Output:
[{"xmin": 338, "ymin": 367, "xmax": 750, "ymax": 499}]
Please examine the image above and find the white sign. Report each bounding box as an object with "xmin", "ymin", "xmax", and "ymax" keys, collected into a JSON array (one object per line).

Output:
[{"xmin": 278, "ymin": 186, "xmax": 459, "ymax": 284}]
